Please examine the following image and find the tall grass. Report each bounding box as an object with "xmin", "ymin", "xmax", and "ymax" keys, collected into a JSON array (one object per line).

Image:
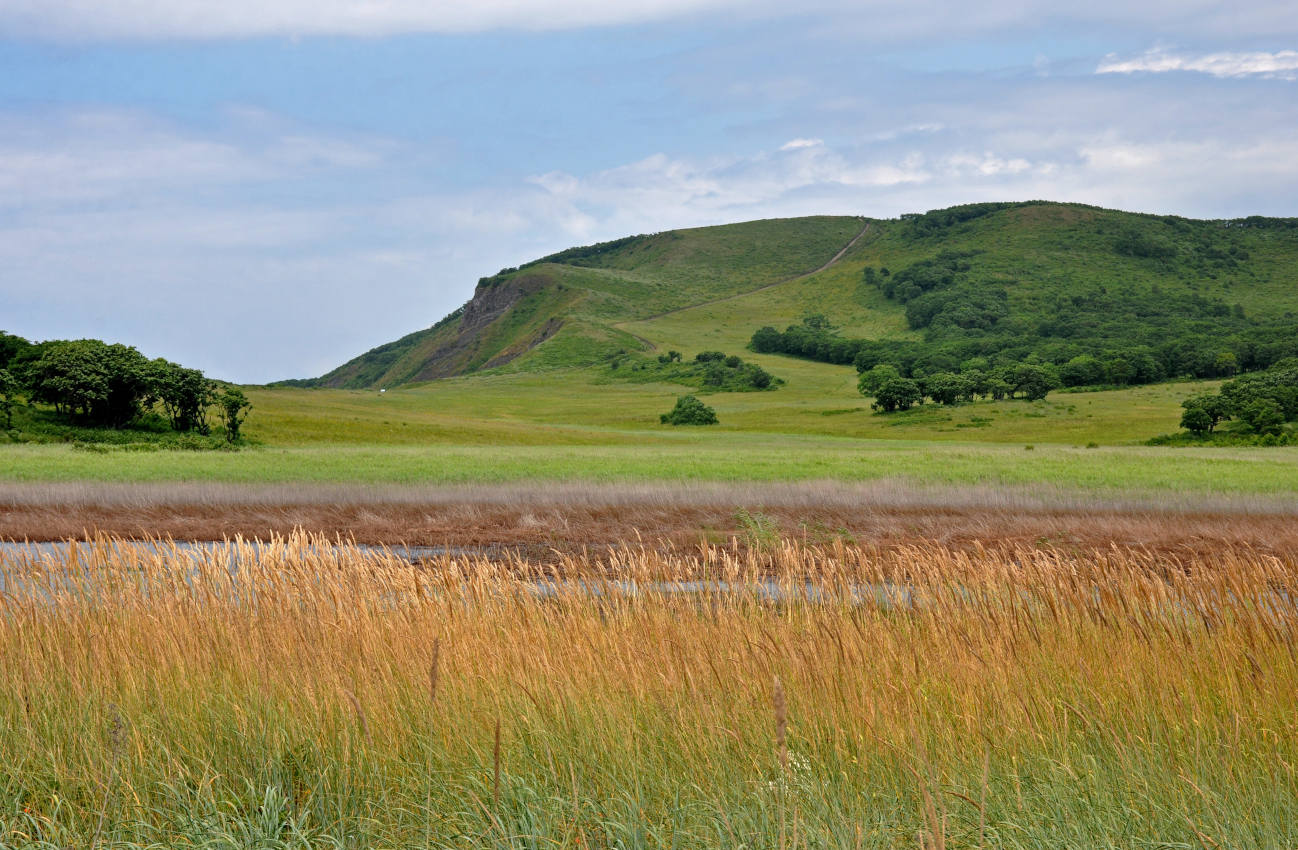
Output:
[{"xmin": 2, "ymin": 533, "xmax": 1296, "ymax": 847}]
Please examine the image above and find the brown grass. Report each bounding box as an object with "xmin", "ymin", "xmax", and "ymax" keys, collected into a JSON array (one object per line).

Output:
[
  {"xmin": 2, "ymin": 480, "xmax": 1296, "ymax": 556},
  {"xmin": 3, "ymin": 531, "xmax": 1298, "ymax": 845},
  {"xmin": 4, "ymin": 532, "xmax": 1298, "ymax": 844}
]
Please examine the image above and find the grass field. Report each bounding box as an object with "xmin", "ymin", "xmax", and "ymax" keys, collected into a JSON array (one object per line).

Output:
[
  {"xmin": 252, "ymin": 367, "xmax": 1218, "ymax": 447},
  {"xmin": 8, "ymin": 365, "xmax": 1294, "ymax": 493},
  {"xmin": 4, "ymin": 533, "xmax": 1297, "ymax": 847},
  {"xmin": 5, "ymin": 435, "xmax": 1298, "ymax": 493}
]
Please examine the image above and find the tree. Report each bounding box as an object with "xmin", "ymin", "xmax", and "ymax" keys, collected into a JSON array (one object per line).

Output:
[
  {"xmin": 857, "ymin": 364, "xmax": 900, "ymax": 398},
  {"xmin": 1060, "ymin": 355, "xmax": 1105, "ymax": 387},
  {"xmin": 871, "ymin": 378, "xmax": 922, "ymax": 413},
  {"xmin": 25, "ymin": 339, "xmax": 153, "ymax": 428},
  {"xmin": 923, "ymin": 372, "xmax": 973, "ymax": 405},
  {"xmin": 1104, "ymin": 357, "xmax": 1135, "ymax": 386},
  {"xmin": 1180, "ymin": 404, "xmax": 1213, "ymax": 437},
  {"xmin": 152, "ymin": 359, "xmax": 214, "ymax": 434},
  {"xmin": 1212, "ymin": 351, "xmax": 1239, "ymax": 378},
  {"xmin": 218, "ymin": 387, "xmax": 252, "ymax": 442},
  {"xmin": 749, "ymin": 326, "xmax": 782, "ymax": 354},
  {"xmin": 660, "ymin": 395, "xmax": 717, "ymax": 425},
  {"xmin": 1181, "ymin": 394, "xmax": 1231, "ymax": 432},
  {"xmin": 0, "ymin": 332, "xmax": 31, "ymax": 371},
  {"xmin": 0, "ymin": 368, "xmax": 16, "ymax": 429},
  {"xmin": 1241, "ymin": 399, "xmax": 1284, "ymax": 436},
  {"xmin": 1006, "ymin": 364, "xmax": 1058, "ymax": 401},
  {"xmin": 985, "ymin": 377, "xmax": 1010, "ymax": 401}
]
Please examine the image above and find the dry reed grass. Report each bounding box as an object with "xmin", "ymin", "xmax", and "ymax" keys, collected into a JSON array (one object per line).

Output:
[
  {"xmin": 3, "ymin": 479, "xmax": 1298, "ymax": 555},
  {"xmin": 2, "ymin": 531, "xmax": 1297, "ymax": 846}
]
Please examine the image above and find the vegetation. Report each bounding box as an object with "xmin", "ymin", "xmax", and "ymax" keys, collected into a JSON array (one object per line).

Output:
[
  {"xmin": 4, "ymin": 435, "xmax": 1297, "ymax": 495},
  {"xmin": 609, "ymin": 349, "xmax": 779, "ymax": 392},
  {"xmin": 659, "ymin": 394, "xmax": 718, "ymax": 425},
  {"xmin": 754, "ymin": 240, "xmax": 1295, "ymax": 393},
  {"xmin": 1155, "ymin": 360, "xmax": 1298, "ymax": 445},
  {"xmin": 5, "ymin": 534, "xmax": 1298, "ymax": 847},
  {"xmin": 0, "ymin": 331, "xmax": 249, "ymax": 446},
  {"xmin": 314, "ymin": 217, "xmax": 865, "ymax": 388}
]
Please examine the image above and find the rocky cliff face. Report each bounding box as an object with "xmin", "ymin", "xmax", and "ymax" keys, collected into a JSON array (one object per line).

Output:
[{"xmin": 405, "ymin": 273, "xmax": 565, "ymax": 382}]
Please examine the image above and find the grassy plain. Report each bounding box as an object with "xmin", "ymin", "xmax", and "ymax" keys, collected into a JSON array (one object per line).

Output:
[
  {"xmin": 4, "ymin": 366, "xmax": 1295, "ymax": 493},
  {"xmin": 4, "ymin": 534, "xmax": 1297, "ymax": 847},
  {"xmin": 22, "ymin": 346, "xmax": 1298, "ymax": 486},
  {"xmin": 6, "ymin": 439, "xmax": 1298, "ymax": 494}
]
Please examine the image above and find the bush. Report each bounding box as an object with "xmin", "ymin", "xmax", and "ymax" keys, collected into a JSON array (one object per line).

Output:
[{"xmin": 660, "ymin": 395, "xmax": 718, "ymax": 425}]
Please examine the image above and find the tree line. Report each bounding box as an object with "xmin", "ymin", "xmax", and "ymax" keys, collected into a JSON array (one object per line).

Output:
[
  {"xmin": 857, "ymin": 361, "xmax": 1058, "ymax": 412},
  {"xmin": 0, "ymin": 332, "xmax": 250, "ymax": 441},
  {"xmin": 1171, "ymin": 360, "xmax": 1298, "ymax": 445}
]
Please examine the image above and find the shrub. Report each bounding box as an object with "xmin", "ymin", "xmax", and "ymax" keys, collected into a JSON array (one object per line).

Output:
[{"xmin": 660, "ymin": 395, "xmax": 718, "ymax": 425}]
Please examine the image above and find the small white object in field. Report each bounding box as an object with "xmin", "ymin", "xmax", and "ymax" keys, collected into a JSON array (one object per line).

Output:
[{"xmin": 379, "ymin": 388, "xmax": 386, "ymax": 393}]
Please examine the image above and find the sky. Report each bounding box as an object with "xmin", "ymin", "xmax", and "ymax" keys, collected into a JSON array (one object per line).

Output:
[{"xmin": 1, "ymin": 1, "xmax": 1296, "ymax": 383}]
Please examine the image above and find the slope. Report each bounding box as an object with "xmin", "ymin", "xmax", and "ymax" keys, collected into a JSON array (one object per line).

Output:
[
  {"xmin": 307, "ymin": 202, "xmax": 1298, "ymax": 390},
  {"xmin": 312, "ymin": 216, "xmax": 867, "ymax": 388}
]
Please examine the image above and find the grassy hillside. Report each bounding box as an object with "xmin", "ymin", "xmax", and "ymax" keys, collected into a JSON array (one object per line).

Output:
[
  {"xmin": 313, "ymin": 216, "xmax": 866, "ymax": 388},
  {"xmin": 307, "ymin": 202, "xmax": 1298, "ymax": 390}
]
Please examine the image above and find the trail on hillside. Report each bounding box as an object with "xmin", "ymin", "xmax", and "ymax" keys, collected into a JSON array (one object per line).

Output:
[{"xmin": 617, "ymin": 219, "xmax": 872, "ymax": 330}]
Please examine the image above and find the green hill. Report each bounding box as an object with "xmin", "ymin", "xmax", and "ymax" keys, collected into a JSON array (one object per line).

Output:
[{"xmin": 306, "ymin": 202, "xmax": 1298, "ymax": 389}]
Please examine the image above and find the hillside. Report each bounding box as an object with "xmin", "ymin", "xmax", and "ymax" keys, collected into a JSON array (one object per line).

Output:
[{"xmin": 304, "ymin": 202, "xmax": 1298, "ymax": 389}]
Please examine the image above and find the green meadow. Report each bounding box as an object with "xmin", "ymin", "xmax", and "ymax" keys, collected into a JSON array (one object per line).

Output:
[{"xmin": 4, "ymin": 367, "xmax": 1297, "ymax": 494}]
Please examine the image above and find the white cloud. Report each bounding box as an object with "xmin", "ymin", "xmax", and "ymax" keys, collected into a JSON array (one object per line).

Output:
[
  {"xmin": 7, "ymin": 0, "xmax": 1298, "ymax": 41},
  {"xmin": 780, "ymin": 138, "xmax": 824, "ymax": 150},
  {"xmin": 1097, "ymin": 48, "xmax": 1298, "ymax": 80},
  {"xmin": 0, "ymin": 0, "xmax": 749, "ymax": 40},
  {"xmin": 0, "ymin": 109, "xmax": 384, "ymax": 207}
]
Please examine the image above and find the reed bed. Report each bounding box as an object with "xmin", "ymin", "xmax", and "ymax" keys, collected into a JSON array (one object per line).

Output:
[
  {"xmin": 2, "ymin": 533, "xmax": 1297, "ymax": 848},
  {"xmin": 6, "ymin": 479, "xmax": 1298, "ymax": 555}
]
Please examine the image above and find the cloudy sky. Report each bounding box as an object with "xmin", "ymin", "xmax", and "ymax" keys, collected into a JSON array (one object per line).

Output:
[{"xmin": 2, "ymin": 1, "xmax": 1296, "ymax": 382}]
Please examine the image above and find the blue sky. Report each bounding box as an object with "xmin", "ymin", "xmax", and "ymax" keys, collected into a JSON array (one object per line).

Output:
[{"xmin": 1, "ymin": 1, "xmax": 1296, "ymax": 382}]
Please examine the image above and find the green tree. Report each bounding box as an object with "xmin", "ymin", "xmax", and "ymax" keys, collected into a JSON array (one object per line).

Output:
[
  {"xmin": 0, "ymin": 332, "xmax": 31, "ymax": 371},
  {"xmin": 1060, "ymin": 355, "xmax": 1105, "ymax": 387},
  {"xmin": 1241, "ymin": 399, "xmax": 1284, "ymax": 436},
  {"xmin": 1007, "ymin": 364, "xmax": 1058, "ymax": 402},
  {"xmin": 660, "ymin": 395, "xmax": 717, "ymax": 425},
  {"xmin": 25, "ymin": 339, "xmax": 153, "ymax": 427},
  {"xmin": 749, "ymin": 326, "xmax": 782, "ymax": 353},
  {"xmin": 0, "ymin": 368, "xmax": 16, "ymax": 429},
  {"xmin": 985, "ymin": 377, "xmax": 1010, "ymax": 401},
  {"xmin": 857, "ymin": 364, "xmax": 900, "ymax": 398},
  {"xmin": 1181, "ymin": 394, "xmax": 1231, "ymax": 432},
  {"xmin": 1104, "ymin": 357, "xmax": 1135, "ymax": 386},
  {"xmin": 218, "ymin": 387, "xmax": 252, "ymax": 442},
  {"xmin": 923, "ymin": 372, "xmax": 973, "ymax": 405},
  {"xmin": 152, "ymin": 359, "xmax": 215, "ymax": 434},
  {"xmin": 1212, "ymin": 351, "xmax": 1239, "ymax": 378},
  {"xmin": 871, "ymin": 378, "xmax": 922, "ymax": 413},
  {"xmin": 1180, "ymin": 404, "xmax": 1213, "ymax": 437}
]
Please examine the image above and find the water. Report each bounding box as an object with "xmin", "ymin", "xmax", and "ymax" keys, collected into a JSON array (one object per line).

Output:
[{"xmin": 0, "ymin": 539, "xmax": 914, "ymax": 607}]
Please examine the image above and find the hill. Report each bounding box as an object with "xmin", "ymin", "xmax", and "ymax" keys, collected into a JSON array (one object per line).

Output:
[{"xmin": 301, "ymin": 202, "xmax": 1298, "ymax": 389}]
